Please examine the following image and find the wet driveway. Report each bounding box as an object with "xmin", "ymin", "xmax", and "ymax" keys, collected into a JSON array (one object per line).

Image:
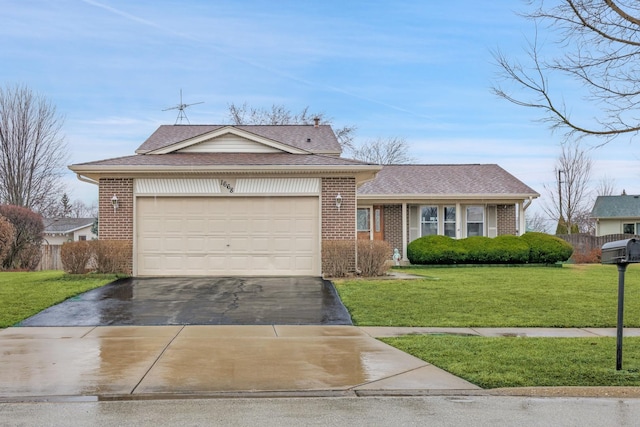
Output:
[{"xmin": 18, "ymin": 276, "xmax": 352, "ymax": 326}]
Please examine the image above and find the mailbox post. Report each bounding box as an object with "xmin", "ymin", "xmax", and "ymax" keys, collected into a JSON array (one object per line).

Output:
[{"xmin": 601, "ymin": 238, "xmax": 640, "ymax": 370}]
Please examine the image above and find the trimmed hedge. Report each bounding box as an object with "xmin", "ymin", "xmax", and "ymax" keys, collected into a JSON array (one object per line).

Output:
[{"xmin": 407, "ymin": 232, "xmax": 573, "ymax": 265}]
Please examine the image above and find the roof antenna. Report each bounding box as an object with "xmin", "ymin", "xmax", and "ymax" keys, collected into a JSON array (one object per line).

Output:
[{"xmin": 162, "ymin": 89, "xmax": 204, "ymax": 125}]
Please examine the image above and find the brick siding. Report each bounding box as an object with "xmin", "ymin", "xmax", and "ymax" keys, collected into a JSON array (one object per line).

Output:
[
  {"xmin": 383, "ymin": 204, "xmax": 403, "ymax": 255},
  {"xmin": 98, "ymin": 178, "xmax": 134, "ymax": 274},
  {"xmin": 497, "ymin": 204, "xmax": 517, "ymax": 235},
  {"xmin": 321, "ymin": 177, "xmax": 356, "ymax": 273}
]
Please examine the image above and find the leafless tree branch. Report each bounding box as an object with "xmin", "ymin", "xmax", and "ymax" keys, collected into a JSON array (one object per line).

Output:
[
  {"xmin": 0, "ymin": 84, "xmax": 68, "ymax": 214},
  {"xmin": 492, "ymin": 0, "xmax": 640, "ymax": 143}
]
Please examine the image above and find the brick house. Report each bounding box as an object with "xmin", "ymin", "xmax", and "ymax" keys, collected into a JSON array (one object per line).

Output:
[{"xmin": 69, "ymin": 124, "xmax": 539, "ymax": 276}]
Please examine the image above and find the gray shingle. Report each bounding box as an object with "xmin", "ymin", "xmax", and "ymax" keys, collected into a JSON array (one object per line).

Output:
[
  {"xmin": 358, "ymin": 164, "xmax": 539, "ymax": 196},
  {"xmin": 136, "ymin": 124, "xmax": 341, "ymax": 153},
  {"xmin": 44, "ymin": 218, "xmax": 94, "ymax": 234},
  {"xmin": 591, "ymin": 195, "xmax": 640, "ymax": 218},
  {"xmin": 72, "ymin": 152, "xmax": 371, "ymax": 167}
]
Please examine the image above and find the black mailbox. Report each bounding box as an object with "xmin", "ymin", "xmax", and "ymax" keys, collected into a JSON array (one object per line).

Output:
[{"xmin": 601, "ymin": 238, "xmax": 640, "ymax": 264}]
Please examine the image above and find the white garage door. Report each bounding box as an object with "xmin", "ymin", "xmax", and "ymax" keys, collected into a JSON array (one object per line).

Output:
[{"xmin": 136, "ymin": 197, "xmax": 319, "ymax": 276}]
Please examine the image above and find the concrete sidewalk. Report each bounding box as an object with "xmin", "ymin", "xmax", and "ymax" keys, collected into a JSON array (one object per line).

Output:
[
  {"xmin": 1, "ymin": 325, "xmax": 638, "ymax": 401},
  {"xmin": 0, "ymin": 325, "xmax": 479, "ymax": 400}
]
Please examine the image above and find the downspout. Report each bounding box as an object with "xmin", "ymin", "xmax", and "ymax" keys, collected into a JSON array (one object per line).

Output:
[{"xmin": 519, "ymin": 196, "xmax": 533, "ymax": 235}]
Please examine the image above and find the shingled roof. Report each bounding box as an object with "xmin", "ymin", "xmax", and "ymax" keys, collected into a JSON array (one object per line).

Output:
[
  {"xmin": 44, "ymin": 218, "xmax": 94, "ymax": 234},
  {"xmin": 135, "ymin": 124, "xmax": 342, "ymax": 154},
  {"xmin": 358, "ymin": 164, "xmax": 539, "ymax": 197},
  {"xmin": 591, "ymin": 195, "xmax": 640, "ymax": 218}
]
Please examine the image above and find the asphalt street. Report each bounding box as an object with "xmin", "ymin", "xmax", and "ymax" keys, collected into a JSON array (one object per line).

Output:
[{"xmin": 2, "ymin": 396, "xmax": 639, "ymax": 427}]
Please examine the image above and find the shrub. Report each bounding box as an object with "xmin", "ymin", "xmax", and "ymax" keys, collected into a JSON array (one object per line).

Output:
[
  {"xmin": 91, "ymin": 240, "xmax": 131, "ymax": 274},
  {"xmin": 357, "ymin": 240, "xmax": 392, "ymax": 277},
  {"xmin": 407, "ymin": 235, "xmax": 467, "ymax": 264},
  {"xmin": 571, "ymin": 247, "xmax": 601, "ymax": 264},
  {"xmin": 487, "ymin": 235, "xmax": 531, "ymax": 264},
  {"xmin": 322, "ymin": 240, "xmax": 354, "ymax": 278},
  {"xmin": 0, "ymin": 205, "xmax": 44, "ymax": 270},
  {"xmin": 61, "ymin": 241, "xmax": 93, "ymax": 274},
  {"xmin": 520, "ymin": 232, "xmax": 574, "ymax": 264},
  {"xmin": 0, "ymin": 215, "xmax": 15, "ymax": 264},
  {"xmin": 407, "ymin": 232, "xmax": 574, "ymax": 265}
]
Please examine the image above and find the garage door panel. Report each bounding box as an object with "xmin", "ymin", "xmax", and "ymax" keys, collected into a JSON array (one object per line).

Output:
[{"xmin": 137, "ymin": 196, "xmax": 319, "ymax": 276}]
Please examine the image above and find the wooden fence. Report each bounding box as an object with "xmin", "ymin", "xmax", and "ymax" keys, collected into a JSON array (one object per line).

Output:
[
  {"xmin": 37, "ymin": 245, "xmax": 63, "ymax": 271},
  {"xmin": 557, "ymin": 233, "xmax": 640, "ymax": 254}
]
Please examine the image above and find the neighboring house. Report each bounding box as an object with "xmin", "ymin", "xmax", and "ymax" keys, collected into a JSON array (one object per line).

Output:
[
  {"xmin": 69, "ymin": 124, "xmax": 539, "ymax": 277},
  {"xmin": 591, "ymin": 195, "xmax": 640, "ymax": 236},
  {"xmin": 43, "ymin": 218, "xmax": 97, "ymax": 245}
]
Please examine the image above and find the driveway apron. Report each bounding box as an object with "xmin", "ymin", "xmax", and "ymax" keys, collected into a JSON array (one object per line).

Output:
[{"xmin": 17, "ymin": 276, "xmax": 352, "ymax": 326}]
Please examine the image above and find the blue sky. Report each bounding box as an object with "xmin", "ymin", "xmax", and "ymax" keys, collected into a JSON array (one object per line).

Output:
[{"xmin": 1, "ymin": 0, "xmax": 638, "ymax": 217}]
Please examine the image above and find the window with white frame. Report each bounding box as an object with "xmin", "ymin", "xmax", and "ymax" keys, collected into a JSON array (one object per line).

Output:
[
  {"xmin": 623, "ymin": 223, "xmax": 640, "ymax": 234},
  {"xmin": 421, "ymin": 206, "xmax": 438, "ymax": 236},
  {"xmin": 357, "ymin": 208, "xmax": 370, "ymax": 232},
  {"xmin": 444, "ymin": 206, "xmax": 456, "ymax": 237},
  {"xmin": 466, "ymin": 206, "xmax": 484, "ymax": 237}
]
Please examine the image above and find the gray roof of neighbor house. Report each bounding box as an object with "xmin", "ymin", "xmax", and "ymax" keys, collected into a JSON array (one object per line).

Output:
[
  {"xmin": 136, "ymin": 124, "xmax": 342, "ymax": 154},
  {"xmin": 591, "ymin": 195, "xmax": 640, "ymax": 218},
  {"xmin": 44, "ymin": 218, "xmax": 94, "ymax": 234},
  {"xmin": 358, "ymin": 164, "xmax": 539, "ymax": 198}
]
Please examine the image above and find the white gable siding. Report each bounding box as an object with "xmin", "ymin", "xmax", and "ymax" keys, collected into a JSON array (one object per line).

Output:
[
  {"xmin": 236, "ymin": 178, "xmax": 320, "ymax": 194},
  {"xmin": 177, "ymin": 133, "xmax": 282, "ymax": 153},
  {"xmin": 135, "ymin": 179, "xmax": 222, "ymax": 194},
  {"xmin": 135, "ymin": 178, "xmax": 320, "ymax": 195}
]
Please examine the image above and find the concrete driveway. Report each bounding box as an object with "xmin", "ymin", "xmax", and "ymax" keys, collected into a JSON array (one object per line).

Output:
[{"xmin": 17, "ymin": 276, "xmax": 352, "ymax": 326}]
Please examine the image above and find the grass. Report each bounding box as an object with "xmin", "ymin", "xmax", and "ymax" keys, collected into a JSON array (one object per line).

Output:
[
  {"xmin": 334, "ymin": 264, "xmax": 640, "ymax": 327},
  {"xmin": 382, "ymin": 335, "xmax": 640, "ymax": 388},
  {"xmin": 0, "ymin": 270, "xmax": 119, "ymax": 328},
  {"xmin": 335, "ymin": 264, "xmax": 640, "ymax": 388}
]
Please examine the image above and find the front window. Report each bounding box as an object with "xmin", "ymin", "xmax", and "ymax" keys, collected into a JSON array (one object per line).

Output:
[
  {"xmin": 421, "ymin": 206, "xmax": 438, "ymax": 236},
  {"xmin": 357, "ymin": 208, "xmax": 370, "ymax": 232},
  {"xmin": 466, "ymin": 206, "xmax": 484, "ymax": 237},
  {"xmin": 624, "ymin": 223, "xmax": 635, "ymax": 234},
  {"xmin": 444, "ymin": 206, "xmax": 456, "ymax": 237}
]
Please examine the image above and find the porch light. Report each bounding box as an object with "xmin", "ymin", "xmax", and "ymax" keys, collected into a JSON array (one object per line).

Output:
[
  {"xmin": 336, "ymin": 193, "xmax": 342, "ymax": 211},
  {"xmin": 111, "ymin": 194, "xmax": 119, "ymax": 212}
]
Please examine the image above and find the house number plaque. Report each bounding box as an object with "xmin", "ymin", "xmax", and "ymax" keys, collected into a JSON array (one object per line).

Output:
[{"xmin": 220, "ymin": 179, "xmax": 235, "ymax": 193}]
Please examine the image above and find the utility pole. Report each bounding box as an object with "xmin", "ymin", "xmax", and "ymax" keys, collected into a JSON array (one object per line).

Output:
[{"xmin": 558, "ymin": 169, "xmax": 564, "ymax": 226}]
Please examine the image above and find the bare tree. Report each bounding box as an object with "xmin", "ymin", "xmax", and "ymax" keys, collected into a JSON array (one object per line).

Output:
[
  {"xmin": 542, "ymin": 141, "xmax": 593, "ymax": 234},
  {"xmin": 226, "ymin": 102, "xmax": 356, "ymax": 150},
  {"xmin": 70, "ymin": 199, "xmax": 98, "ymax": 218},
  {"xmin": 595, "ymin": 174, "xmax": 618, "ymax": 196},
  {"xmin": 225, "ymin": 103, "xmax": 415, "ymax": 164},
  {"xmin": 0, "ymin": 84, "xmax": 67, "ymax": 214},
  {"xmin": 348, "ymin": 137, "xmax": 416, "ymax": 164},
  {"xmin": 525, "ymin": 210, "xmax": 552, "ymax": 233},
  {"xmin": 493, "ymin": 1, "xmax": 640, "ymax": 143}
]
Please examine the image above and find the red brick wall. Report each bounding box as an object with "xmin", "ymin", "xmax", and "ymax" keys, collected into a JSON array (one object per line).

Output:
[
  {"xmin": 321, "ymin": 177, "xmax": 356, "ymax": 273},
  {"xmin": 383, "ymin": 205, "xmax": 403, "ymax": 255},
  {"xmin": 98, "ymin": 178, "xmax": 134, "ymax": 274},
  {"xmin": 497, "ymin": 204, "xmax": 517, "ymax": 235}
]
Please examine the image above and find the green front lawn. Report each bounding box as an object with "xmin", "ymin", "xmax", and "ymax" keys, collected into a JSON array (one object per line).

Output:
[
  {"xmin": 335, "ymin": 264, "xmax": 640, "ymax": 327},
  {"xmin": 382, "ymin": 335, "xmax": 640, "ymax": 388},
  {"xmin": 335, "ymin": 264, "xmax": 640, "ymax": 388},
  {"xmin": 0, "ymin": 271, "xmax": 119, "ymax": 328}
]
